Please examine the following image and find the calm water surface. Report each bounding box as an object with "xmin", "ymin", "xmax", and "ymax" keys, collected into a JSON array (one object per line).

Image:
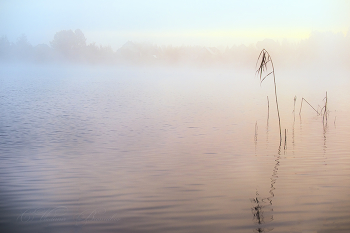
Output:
[{"xmin": 0, "ymin": 64, "xmax": 350, "ymax": 233}]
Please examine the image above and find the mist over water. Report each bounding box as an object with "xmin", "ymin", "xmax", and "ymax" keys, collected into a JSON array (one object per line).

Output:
[
  {"xmin": 2, "ymin": 1, "xmax": 350, "ymax": 231},
  {"xmin": 1, "ymin": 29, "xmax": 350, "ymax": 70},
  {"xmin": 0, "ymin": 56, "xmax": 350, "ymax": 233}
]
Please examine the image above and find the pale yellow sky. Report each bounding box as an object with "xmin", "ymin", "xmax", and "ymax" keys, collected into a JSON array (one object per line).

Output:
[{"xmin": 1, "ymin": 0, "xmax": 349, "ymax": 49}]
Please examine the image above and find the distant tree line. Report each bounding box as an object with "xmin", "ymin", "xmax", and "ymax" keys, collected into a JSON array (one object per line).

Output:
[
  {"xmin": 0, "ymin": 29, "xmax": 115, "ymax": 64},
  {"xmin": 1, "ymin": 29, "xmax": 350, "ymax": 67}
]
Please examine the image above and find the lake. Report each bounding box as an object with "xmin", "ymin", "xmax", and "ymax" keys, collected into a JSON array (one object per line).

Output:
[{"xmin": 0, "ymin": 63, "xmax": 349, "ymax": 233}]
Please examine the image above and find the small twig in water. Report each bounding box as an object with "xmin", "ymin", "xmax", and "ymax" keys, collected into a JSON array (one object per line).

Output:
[{"xmin": 299, "ymin": 98, "xmax": 320, "ymax": 115}]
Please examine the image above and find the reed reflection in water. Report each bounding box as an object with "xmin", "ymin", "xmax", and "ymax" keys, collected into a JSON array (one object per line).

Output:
[{"xmin": 251, "ymin": 146, "xmax": 281, "ymax": 233}]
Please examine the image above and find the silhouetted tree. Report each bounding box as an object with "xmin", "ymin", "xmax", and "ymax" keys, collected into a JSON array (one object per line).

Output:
[
  {"xmin": 0, "ymin": 36, "xmax": 11, "ymax": 60},
  {"xmin": 13, "ymin": 34, "xmax": 33, "ymax": 61},
  {"xmin": 34, "ymin": 44, "xmax": 54, "ymax": 62},
  {"xmin": 0, "ymin": 29, "xmax": 349, "ymax": 67},
  {"xmin": 50, "ymin": 29, "xmax": 86, "ymax": 60}
]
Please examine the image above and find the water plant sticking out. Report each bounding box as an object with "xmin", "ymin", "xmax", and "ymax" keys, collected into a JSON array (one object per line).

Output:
[
  {"xmin": 267, "ymin": 96, "xmax": 270, "ymax": 127},
  {"xmin": 321, "ymin": 92, "xmax": 329, "ymax": 126},
  {"xmin": 299, "ymin": 92, "xmax": 329, "ymax": 127},
  {"xmin": 299, "ymin": 98, "xmax": 320, "ymax": 116},
  {"xmin": 256, "ymin": 49, "xmax": 281, "ymax": 143}
]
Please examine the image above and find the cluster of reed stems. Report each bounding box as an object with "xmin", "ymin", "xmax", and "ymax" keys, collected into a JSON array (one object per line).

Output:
[
  {"xmin": 256, "ymin": 49, "xmax": 329, "ymax": 145},
  {"xmin": 299, "ymin": 92, "xmax": 329, "ymax": 126}
]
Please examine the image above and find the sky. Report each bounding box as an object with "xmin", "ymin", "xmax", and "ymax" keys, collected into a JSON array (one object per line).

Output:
[{"xmin": 1, "ymin": 0, "xmax": 350, "ymax": 50}]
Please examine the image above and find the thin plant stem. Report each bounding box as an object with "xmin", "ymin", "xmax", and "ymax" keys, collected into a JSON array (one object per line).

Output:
[
  {"xmin": 322, "ymin": 92, "xmax": 328, "ymax": 126},
  {"xmin": 271, "ymin": 61, "xmax": 282, "ymax": 143},
  {"xmin": 267, "ymin": 96, "xmax": 269, "ymax": 127},
  {"xmin": 299, "ymin": 98, "xmax": 319, "ymax": 115},
  {"xmin": 256, "ymin": 49, "xmax": 282, "ymax": 143}
]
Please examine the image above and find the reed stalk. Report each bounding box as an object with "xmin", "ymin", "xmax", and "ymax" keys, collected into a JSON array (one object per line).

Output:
[
  {"xmin": 267, "ymin": 96, "xmax": 270, "ymax": 127},
  {"xmin": 299, "ymin": 98, "xmax": 319, "ymax": 115},
  {"xmin": 321, "ymin": 92, "xmax": 328, "ymax": 126},
  {"xmin": 256, "ymin": 49, "xmax": 281, "ymax": 143}
]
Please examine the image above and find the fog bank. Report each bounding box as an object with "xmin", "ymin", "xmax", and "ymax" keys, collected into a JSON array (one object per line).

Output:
[{"xmin": 1, "ymin": 29, "xmax": 350, "ymax": 69}]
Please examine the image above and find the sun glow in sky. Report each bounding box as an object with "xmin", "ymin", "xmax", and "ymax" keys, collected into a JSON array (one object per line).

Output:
[{"xmin": 1, "ymin": 0, "xmax": 349, "ymax": 49}]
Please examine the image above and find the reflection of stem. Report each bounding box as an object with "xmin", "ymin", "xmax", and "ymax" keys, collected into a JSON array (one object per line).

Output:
[
  {"xmin": 251, "ymin": 146, "xmax": 281, "ymax": 232},
  {"xmin": 284, "ymin": 130, "xmax": 286, "ymax": 150},
  {"xmin": 269, "ymin": 147, "xmax": 281, "ymax": 200},
  {"xmin": 322, "ymin": 125, "xmax": 328, "ymax": 169},
  {"xmin": 255, "ymin": 122, "xmax": 258, "ymax": 143},
  {"xmin": 323, "ymin": 121, "xmax": 328, "ymax": 155},
  {"xmin": 293, "ymin": 97, "xmax": 296, "ymax": 152},
  {"xmin": 252, "ymin": 191, "xmax": 264, "ymax": 225}
]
